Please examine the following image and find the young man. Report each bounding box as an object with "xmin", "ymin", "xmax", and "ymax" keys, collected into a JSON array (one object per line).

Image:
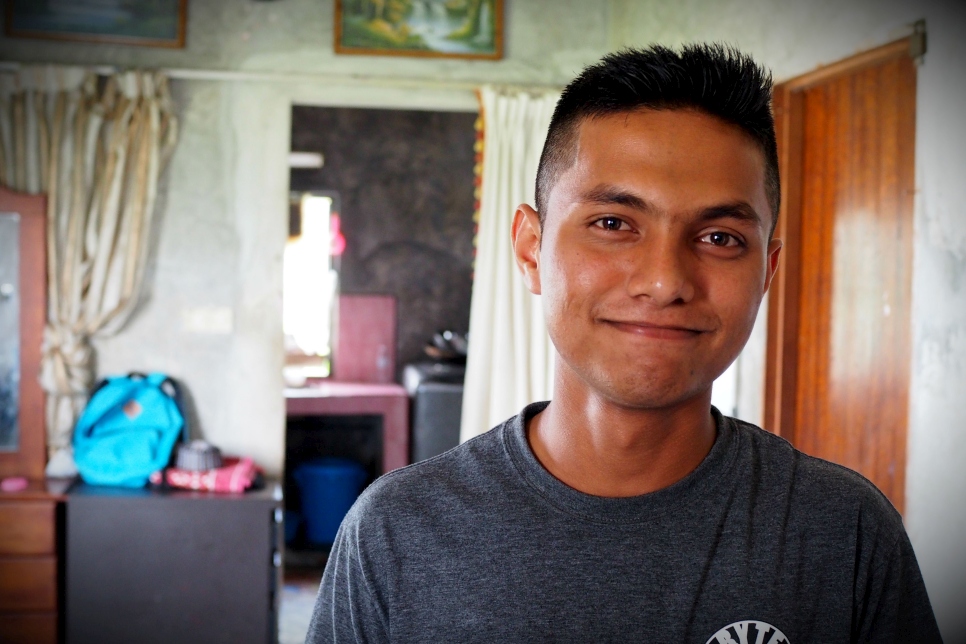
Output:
[{"xmin": 307, "ymin": 45, "xmax": 942, "ymax": 643}]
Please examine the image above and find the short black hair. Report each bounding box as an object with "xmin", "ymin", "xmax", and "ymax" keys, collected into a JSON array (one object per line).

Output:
[{"xmin": 536, "ymin": 44, "xmax": 780, "ymax": 234}]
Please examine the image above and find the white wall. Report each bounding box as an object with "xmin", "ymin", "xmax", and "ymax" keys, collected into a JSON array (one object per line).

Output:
[
  {"xmin": 906, "ymin": 3, "xmax": 966, "ymax": 638},
  {"xmin": 0, "ymin": 0, "xmax": 610, "ymax": 85},
  {"xmin": 608, "ymin": 0, "xmax": 966, "ymax": 637}
]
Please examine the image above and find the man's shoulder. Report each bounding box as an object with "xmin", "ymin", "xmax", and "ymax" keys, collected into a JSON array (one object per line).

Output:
[
  {"xmin": 345, "ymin": 421, "xmax": 509, "ymax": 526},
  {"xmin": 729, "ymin": 416, "xmax": 904, "ymax": 537}
]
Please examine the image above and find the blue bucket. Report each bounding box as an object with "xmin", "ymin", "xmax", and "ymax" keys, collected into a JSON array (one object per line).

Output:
[
  {"xmin": 284, "ymin": 510, "xmax": 301, "ymax": 544},
  {"xmin": 293, "ymin": 458, "xmax": 368, "ymax": 545}
]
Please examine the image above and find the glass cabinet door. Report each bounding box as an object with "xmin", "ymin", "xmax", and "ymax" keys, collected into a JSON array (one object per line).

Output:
[{"xmin": 0, "ymin": 212, "xmax": 20, "ymax": 452}]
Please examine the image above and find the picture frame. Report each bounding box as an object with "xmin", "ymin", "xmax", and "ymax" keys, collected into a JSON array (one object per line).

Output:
[
  {"xmin": 335, "ymin": 0, "xmax": 503, "ymax": 60},
  {"xmin": 5, "ymin": 0, "xmax": 188, "ymax": 49}
]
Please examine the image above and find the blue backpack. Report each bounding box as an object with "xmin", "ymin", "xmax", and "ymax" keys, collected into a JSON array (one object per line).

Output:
[{"xmin": 74, "ymin": 372, "xmax": 187, "ymax": 487}]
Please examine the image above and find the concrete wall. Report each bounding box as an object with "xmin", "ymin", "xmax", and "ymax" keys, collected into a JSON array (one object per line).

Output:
[
  {"xmin": 0, "ymin": 0, "xmax": 609, "ymax": 85},
  {"xmin": 906, "ymin": 4, "xmax": 966, "ymax": 638},
  {"xmin": 290, "ymin": 106, "xmax": 477, "ymax": 373},
  {"xmin": 608, "ymin": 0, "xmax": 966, "ymax": 637}
]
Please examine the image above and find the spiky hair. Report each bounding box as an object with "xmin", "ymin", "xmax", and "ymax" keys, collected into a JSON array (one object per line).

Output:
[{"xmin": 536, "ymin": 44, "xmax": 779, "ymax": 232}]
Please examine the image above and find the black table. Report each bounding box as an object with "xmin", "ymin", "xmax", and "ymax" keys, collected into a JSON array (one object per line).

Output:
[{"xmin": 65, "ymin": 482, "xmax": 282, "ymax": 644}]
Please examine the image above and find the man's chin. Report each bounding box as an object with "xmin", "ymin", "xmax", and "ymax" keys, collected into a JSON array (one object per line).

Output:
[
  {"xmin": 603, "ymin": 390, "xmax": 709, "ymax": 412},
  {"xmin": 583, "ymin": 369, "xmax": 712, "ymax": 411}
]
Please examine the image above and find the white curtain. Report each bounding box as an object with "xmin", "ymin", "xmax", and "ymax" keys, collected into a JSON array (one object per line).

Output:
[
  {"xmin": 0, "ymin": 66, "xmax": 178, "ymax": 476},
  {"xmin": 460, "ymin": 86, "xmax": 559, "ymax": 442}
]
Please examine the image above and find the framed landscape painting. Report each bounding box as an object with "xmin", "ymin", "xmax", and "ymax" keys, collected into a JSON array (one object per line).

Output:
[
  {"xmin": 336, "ymin": 0, "xmax": 503, "ymax": 60},
  {"xmin": 5, "ymin": 0, "xmax": 188, "ymax": 49}
]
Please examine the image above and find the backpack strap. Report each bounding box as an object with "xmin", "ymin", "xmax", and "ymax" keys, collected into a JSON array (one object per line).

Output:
[
  {"xmin": 168, "ymin": 378, "xmax": 190, "ymax": 445},
  {"xmin": 88, "ymin": 377, "xmax": 111, "ymax": 399},
  {"xmin": 145, "ymin": 372, "xmax": 190, "ymax": 444},
  {"xmin": 145, "ymin": 372, "xmax": 191, "ymax": 490}
]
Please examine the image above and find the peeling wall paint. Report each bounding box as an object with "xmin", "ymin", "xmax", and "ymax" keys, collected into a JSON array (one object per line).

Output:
[
  {"xmin": 906, "ymin": 5, "xmax": 966, "ymax": 635},
  {"xmin": 0, "ymin": 0, "xmax": 610, "ymax": 86}
]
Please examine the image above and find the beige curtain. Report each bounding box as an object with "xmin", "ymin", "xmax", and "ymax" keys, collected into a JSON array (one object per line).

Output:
[
  {"xmin": 460, "ymin": 86, "xmax": 559, "ymax": 442},
  {"xmin": 0, "ymin": 66, "xmax": 178, "ymax": 476}
]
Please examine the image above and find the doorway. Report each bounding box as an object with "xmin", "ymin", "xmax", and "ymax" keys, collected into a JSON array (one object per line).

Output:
[
  {"xmin": 279, "ymin": 105, "xmax": 478, "ymax": 643},
  {"xmin": 765, "ymin": 36, "xmax": 921, "ymax": 512}
]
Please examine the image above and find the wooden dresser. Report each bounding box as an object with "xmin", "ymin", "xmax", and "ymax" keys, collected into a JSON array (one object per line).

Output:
[
  {"xmin": 0, "ymin": 478, "xmax": 71, "ymax": 644},
  {"xmin": 0, "ymin": 188, "xmax": 59, "ymax": 641},
  {"xmin": 0, "ymin": 187, "xmax": 59, "ymax": 641}
]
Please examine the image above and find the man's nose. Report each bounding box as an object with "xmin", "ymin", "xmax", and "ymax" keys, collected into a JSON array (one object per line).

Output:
[{"xmin": 625, "ymin": 235, "xmax": 696, "ymax": 306}]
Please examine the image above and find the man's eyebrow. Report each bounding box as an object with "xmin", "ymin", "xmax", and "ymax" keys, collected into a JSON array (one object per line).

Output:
[
  {"xmin": 580, "ymin": 187, "xmax": 767, "ymax": 229},
  {"xmin": 696, "ymin": 202, "xmax": 766, "ymax": 228},
  {"xmin": 579, "ymin": 184, "xmax": 652, "ymax": 211}
]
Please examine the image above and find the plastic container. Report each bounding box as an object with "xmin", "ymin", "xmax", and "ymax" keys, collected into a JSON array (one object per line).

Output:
[
  {"xmin": 175, "ymin": 440, "xmax": 223, "ymax": 471},
  {"xmin": 293, "ymin": 458, "xmax": 368, "ymax": 545}
]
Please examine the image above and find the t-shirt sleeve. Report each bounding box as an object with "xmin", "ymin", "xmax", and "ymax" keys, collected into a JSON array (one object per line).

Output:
[
  {"xmin": 305, "ymin": 514, "xmax": 390, "ymax": 644},
  {"xmin": 853, "ymin": 528, "xmax": 943, "ymax": 643}
]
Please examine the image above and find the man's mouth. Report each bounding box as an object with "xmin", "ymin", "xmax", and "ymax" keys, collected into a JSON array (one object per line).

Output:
[{"xmin": 600, "ymin": 320, "xmax": 707, "ymax": 340}]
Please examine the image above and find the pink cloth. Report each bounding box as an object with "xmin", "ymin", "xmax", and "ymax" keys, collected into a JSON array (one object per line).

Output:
[
  {"xmin": 0, "ymin": 477, "xmax": 28, "ymax": 492},
  {"xmin": 149, "ymin": 456, "xmax": 259, "ymax": 493}
]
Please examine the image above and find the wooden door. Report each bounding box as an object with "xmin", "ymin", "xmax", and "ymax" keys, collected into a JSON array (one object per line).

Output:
[{"xmin": 765, "ymin": 38, "xmax": 920, "ymax": 512}]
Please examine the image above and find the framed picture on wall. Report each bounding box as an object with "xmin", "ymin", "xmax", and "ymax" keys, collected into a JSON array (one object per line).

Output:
[
  {"xmin": 5, "ymin": 0, "xmax": 188, "ymax": 49},
  {"xmin": 335, "ymin": 0, "xmax": 503, "ymax": 60}
]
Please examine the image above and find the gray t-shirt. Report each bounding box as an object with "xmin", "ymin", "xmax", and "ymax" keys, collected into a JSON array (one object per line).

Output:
[{"xmin": 307, "ymin": 403, "xmax": 941, "ymax": 643}]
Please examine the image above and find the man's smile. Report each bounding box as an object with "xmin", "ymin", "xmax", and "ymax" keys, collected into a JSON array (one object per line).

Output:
[{"xmin": 599, "ymin": 319, "xmax": 708, "ymax": 340}]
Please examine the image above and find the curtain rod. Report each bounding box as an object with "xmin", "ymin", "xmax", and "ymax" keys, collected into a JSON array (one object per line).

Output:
[{"xmin": 0, "ymin": 61, "xmax": 562, "ymax": 94}]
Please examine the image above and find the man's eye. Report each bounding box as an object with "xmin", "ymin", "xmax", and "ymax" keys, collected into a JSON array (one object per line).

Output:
[
  {"xmin": 700, "ymin": 231, "xmax": 742, "ymax": 247},
  {"xmin": 593, "ymin": 217, "xmax": 629, "ymax": 231}
]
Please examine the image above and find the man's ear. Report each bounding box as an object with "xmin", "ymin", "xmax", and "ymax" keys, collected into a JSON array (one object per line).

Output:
[
  {"xmin": 763, "ymin": 237, "xmax": 783, "ymax": 294},
  {"xmin": 511, "ymin": 204, "xmax": 542, "ymax": 295}
]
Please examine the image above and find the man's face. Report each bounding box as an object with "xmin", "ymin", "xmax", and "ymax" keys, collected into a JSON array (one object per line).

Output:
[{"xmin": 513, "ymin": 108, "xmax": 782, "ymax": 409}]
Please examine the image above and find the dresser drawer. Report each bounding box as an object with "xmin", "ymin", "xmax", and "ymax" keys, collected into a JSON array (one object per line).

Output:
[
  {"xmin": 0, "ymin": 611, "xmax": 57, "ymax": 644},
  {"xmin": 0, "ymin": 557, "xmax": 57, "ymax": 611},
  {"xmin": 0, "ymin": 501, "xmax": 56, "ymax": 555}
]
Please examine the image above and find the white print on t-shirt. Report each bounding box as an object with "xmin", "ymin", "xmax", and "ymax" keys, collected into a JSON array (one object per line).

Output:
[{"xmin": 705, "ymin": 620, "xmax": 789, "ymax": 644}]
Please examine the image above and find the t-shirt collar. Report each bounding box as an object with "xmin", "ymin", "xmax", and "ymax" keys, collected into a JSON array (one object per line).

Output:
[{"xmin": 502, "ymin": 401, "xmax": 740, "ymax": 524}]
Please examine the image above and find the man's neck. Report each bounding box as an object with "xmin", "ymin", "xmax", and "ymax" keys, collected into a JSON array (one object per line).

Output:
[{"xmin": 526, "ymin": 372, "xmax": 717, "ymax": 498}]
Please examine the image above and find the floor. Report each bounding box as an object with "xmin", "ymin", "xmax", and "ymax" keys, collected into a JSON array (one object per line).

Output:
[{"xmin": 280, "ymin": 567, "xmax": 324, "ymax": 644}]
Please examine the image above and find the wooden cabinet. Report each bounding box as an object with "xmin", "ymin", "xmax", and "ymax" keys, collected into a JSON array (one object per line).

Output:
[
  {"xmin": 0, "ymin": 501, "xmax": 56, "ymax": 554},
  {"xmin": 0, "ymin": 187, "xmax": 47, "ymax": 481},
  {"xmin": 0, "ymin": 480, "xmax": 69, "ymax": 644},
  {"xmin": 0, "ymin": 612, "xmax": 58, "ymax": 644},
  {"xmin": 0, "ymin": 558, "xmax": 57, "ymax": 611},
  {"xmin": 0, "ymin": 187, "xmax": 60, "ymax": 641}
]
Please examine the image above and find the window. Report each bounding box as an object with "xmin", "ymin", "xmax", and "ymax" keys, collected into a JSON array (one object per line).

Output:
[{"xmin": 283, "ymin": 193, "xmax": 340, "ymax": 380}]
